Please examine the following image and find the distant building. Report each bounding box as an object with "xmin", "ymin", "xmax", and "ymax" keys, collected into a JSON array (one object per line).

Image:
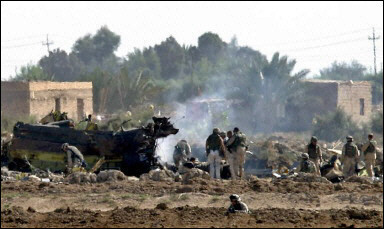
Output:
[
  {"xmin": 285, "ymin": 79, "xmax": 372, "ymax": 130},
  {"xmin": 1, "ymin": 81, "xmax": 93, "ymax": 121}
]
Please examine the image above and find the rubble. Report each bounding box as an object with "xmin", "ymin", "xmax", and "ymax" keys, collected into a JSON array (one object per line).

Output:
[
  {"xmin": 182, "ymin": 168, "xmax": 211, "ymax": 184},
  {"xmin": 97, "ymin": 170, "xmax": 126, "ymax": 182},
  {"xmin": 139, "ymin": 168, "xmax": 175, "ymax": 182},
  {"xmin": 292, "ymin": 172, "xmax": 332, "ymax": 183}
]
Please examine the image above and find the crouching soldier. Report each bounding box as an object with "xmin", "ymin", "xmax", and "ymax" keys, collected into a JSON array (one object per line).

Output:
[
  {"xmin": 173, "ymin": 140, "xmax": 192, "ymax": 167},
  {"xmin": 341, "ymin": 136, "xmax": 360, "ymax": 178},
  {"xmin": 227, "ymin": 194, "xmax": 249, "ymax": 214},
  {"xmin": 61, "ymin": 143, "xmax": 87, "ymax": 173},
  {"xmin": 296, "ymin": 153, "xmax": 316, "ymax": 174}
]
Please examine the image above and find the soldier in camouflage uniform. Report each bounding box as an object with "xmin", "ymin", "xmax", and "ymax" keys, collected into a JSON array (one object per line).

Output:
[
  {"xmin": 361, "ymin": 133, "xmax": 378, "ymax": 178},
  {"xmin": 305, "ymin": 136, "xmax": 322, "ymax": 176},
  {"xmin": 296, "ymin": 153, "xmax": 316, "ymax": 174},
  {"xmin": 61, "ymin": 143, "xmax": 87, "ymax": 173},
  {"xmin": 342, "ymin": 136, "xmax": 360, "ymax": 178},
  {"xmin": 226, "ymin": 127, "xmax": 247, "ymax": 180},
  {"xmin": 173, "ymin": 140, "xmax": 192, "ymax": 167},
  {"xmin": 206, "ymin": 128, "xmax": 225, "ymax": 179},
  {"xmin": 227, "ymin": 194, "xmax": 249, "ymax": 214}
]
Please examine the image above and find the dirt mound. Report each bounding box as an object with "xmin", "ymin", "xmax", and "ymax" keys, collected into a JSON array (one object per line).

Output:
[
  {"xmin": 2, "ymin": 177, "xmax": 383, "ymax": 196},
  {"xmin": 2, "ymin": 206, "xmax": 382, "ymax": 228}
]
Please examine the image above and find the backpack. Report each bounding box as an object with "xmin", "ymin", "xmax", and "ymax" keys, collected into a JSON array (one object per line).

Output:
[
  {"xmin": 345, "ymin": 143, "xmax": 357, "ymax": 157},
  {"xmin": 232, "ymin": 133, "xmax": 246, "ymax": 148},
  {"xmin": 364, "ymin": 141, "xmax": 376, "ymax": 155},
  {"xmin": 301, "ymin": 161, "xmax": 311, "ymax": 173}
]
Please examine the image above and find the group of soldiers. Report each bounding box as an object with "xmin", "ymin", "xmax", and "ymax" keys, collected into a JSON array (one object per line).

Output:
[
  {"xmin": 173, "ymin": 127, "xmax": 247, "ymax": 180},
  {"xmin": 298, "ymin": 133, "xmax": 380, "ymax": 179}
]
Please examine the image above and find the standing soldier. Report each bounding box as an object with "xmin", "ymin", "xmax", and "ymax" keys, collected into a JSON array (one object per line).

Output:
[
  {"xmin": 206, "ymin": 128, "xmax": 225, "ymax": 179},
  {"xmin": 342, "ymin": 136, "xmax": 360, "ymax": 178},
  {"xmin": 226, "ymin": 127, "xmax": 247, "ymax": 180},
  {"xmin": 173, "ymin": 139, "xmax": 192, "ymax": 167},
  {"xmin": 305, "ymin": 136, "xmax": 322, "ymax": 176},
  {"xmin": 361, "ymin": 133, "xmax": 377, "ymax": 178}
]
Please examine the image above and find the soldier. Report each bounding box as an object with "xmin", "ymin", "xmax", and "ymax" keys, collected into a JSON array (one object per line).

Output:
[
  {"xmin": 85, "ymin": 114, "xmax": 98, "ymax": 131},
  {"xmin": 173, "ymin": 140, "xmax": 192, "ymax": 167},
  {"xmin": 305, "ymin": 136, "xmax": 323, "ymax": 176},
  {"xmin": 361, "ymin": 133, "xmax": 378, "ymax": 178},
  {"xmin": 226, "ymin": 127, "xmax": 247, "ymax": 180},
  {"xmin": 341, "ymin": 136, "xmax": 360, "ymax": 178},
  {"xmin": 227, "ymin": 194, "xmax": 249, "ymax": 214},
  {"xmin": 61, "ymin": 143, "xmax": 87, "ymax": 173},
  {"xmin": 296, "ymin": 153, "xmax": 316, "ymax": 174},
  {"xmin": 206, "ymin": 128, "xmax": 225, "ymax": 179}
]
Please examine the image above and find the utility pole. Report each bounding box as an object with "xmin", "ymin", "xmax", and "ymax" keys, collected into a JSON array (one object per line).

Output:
[
  {"xmin": 42, "ymin": 34, "xmax": 53, "ymax": 54},
  {"xmin": 368, "ymin": 28, "xmax": 380, "ymax": 75}
]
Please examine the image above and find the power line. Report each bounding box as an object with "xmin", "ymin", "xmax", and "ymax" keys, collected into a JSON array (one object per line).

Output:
[
  {"xmin": 255, "ymin": 27, "xmax": 379, "ymax": 47},
  {"xmin": 279, "ymin": 37, "xmax": 367, "ymax": 52},
  {"xmin": 1, "ymin": 42, "xmax": 42, "ymax": 49},
  {"xmin": 1, "ymin": 34, "xmax": 48, "ymax": 43}
]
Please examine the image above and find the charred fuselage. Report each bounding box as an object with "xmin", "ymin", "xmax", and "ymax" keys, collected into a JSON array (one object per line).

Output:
[{"xmin": 8, "ymin": 117, "xmax": 178, "ymax": 176}]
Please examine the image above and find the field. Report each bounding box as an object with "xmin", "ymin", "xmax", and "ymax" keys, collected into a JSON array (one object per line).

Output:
[{"xmin": 1, "ymin": 177, "xmax": 383, "ymax": 228}]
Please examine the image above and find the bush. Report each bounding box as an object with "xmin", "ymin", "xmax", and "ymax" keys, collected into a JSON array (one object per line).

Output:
[
  {"xmin": 312, "ymin": 107, "xmax": 367, "ymax": 142},
  {"xmin": 371, "ymin": 111, "xmax": 383, "ymax": 134},
  {"xmin": 1, "ymin": 115, "xmax": 37, "ymax": 133}
]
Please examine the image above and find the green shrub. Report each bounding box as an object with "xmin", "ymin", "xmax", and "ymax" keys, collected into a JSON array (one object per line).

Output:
[
  {"xmin": 371, "ymin": 111, "xmax": 383, "ymax": 134},
  {"xmin": 312, "ymin": 107, "xmax": 367, "ymax": 142},
  {"xmin": 1, "ymin": 115, "xmax": 37, "ymax": 133}
]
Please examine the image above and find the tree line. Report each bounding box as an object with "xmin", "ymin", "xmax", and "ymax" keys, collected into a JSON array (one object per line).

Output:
[{"xmin": 9, "ymin": 26, "xmax": 383, "ymax": 134}]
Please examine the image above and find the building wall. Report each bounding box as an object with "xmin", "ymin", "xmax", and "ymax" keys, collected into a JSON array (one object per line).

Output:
[
  {"xmin": 1, "ymin": 81, "xmax": 93, "ymax": 121},
  {"xmin": 29, "ymin": 82, "xmax": 93, "ymax": 121},
  {"xmin": 337, "ymin": 81, "xmax": 372, "ymax": 123},
  {"xmin": 1, "ymin": 82, "xmax": 30, "ymax": 117}
]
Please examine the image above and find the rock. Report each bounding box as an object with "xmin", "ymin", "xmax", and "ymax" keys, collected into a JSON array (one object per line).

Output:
[
  {"xmin": 344, "ymin": 176, "xmax": 373, "ymax": 184},
  {"xmin": 89, "ymin": 173, "xmax": 97, "ymax": 183},
  {"xmin": 293, "ymin": 173, "xmax": 331, "ymax": 183},
  {"xmin": 155, "ymin": 203, "xmax": 168, "ymax": 210},
  {"xmin": 176, "ymin": 185, "xmax": 194, "ymax": 193},
  {"xmin": 1, "ymin": 167, "xmax": 10, "ymax": 176},
  {"xmin": 27, "ymin": 207, "xmax": 36, "ymax": 213},
  {"xmin": 146, "ymin": 169, "xmax": 175, "ymax": 182},
  {"xmin": 182, "ymin": 168, "xmax": 211, "ymax": 184},
  {"xmin": 24, "ymin": 175, "xmax": 41, "ymax": 182},
  {"xmin": 97, "ymin": 171, "xmax": 108, "ymax": 182},
  {"xmin": 127, "ymin": 176, "xmax": 139, "ymax": 181},
  {"xmin": 97, "ymin": 170, "xmax": 126, "ymax": 182},
  {"xmin": 174, "ymin": 175, "xmax": 182, "ymax": 182}
]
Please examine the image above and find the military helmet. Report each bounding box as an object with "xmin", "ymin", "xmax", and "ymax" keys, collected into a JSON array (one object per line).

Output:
[
  {"xmin": 229, "ymin": 194, "xmax": 241, "ymax": 201},
  {"xmin": 301, "ymin": 153, "xmax": 309, "ymax": 159},
  {"xmin": 213, "ymin": 128, "xmax": 221, "ymax": 134},
  {"xmin": 311, "ymin": 136, "xmax": 318, "ymax": 142},
  {"xmin": 346, "ymin": 136, "xmax": 353, "ymax": 141},
  {"xmin": 61, "ymin": 143, "xmax": 69, "ymax": 150}
]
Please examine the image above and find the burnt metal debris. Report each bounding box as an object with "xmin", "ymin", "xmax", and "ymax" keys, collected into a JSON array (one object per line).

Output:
[{"xmin": 5, "ymin": 117, "xmax": 178, "ymax": 177}]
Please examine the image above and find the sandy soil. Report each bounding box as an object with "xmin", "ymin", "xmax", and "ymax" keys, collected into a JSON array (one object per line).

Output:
[{"xmin": 1, "ymin": 178, "xmax": 383, "ymax": 228}]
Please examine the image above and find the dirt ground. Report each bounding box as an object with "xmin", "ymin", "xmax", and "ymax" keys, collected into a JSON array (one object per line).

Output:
[{"xmin": 1, "ymin": 178, "xmax": 383, "ymax": 228}]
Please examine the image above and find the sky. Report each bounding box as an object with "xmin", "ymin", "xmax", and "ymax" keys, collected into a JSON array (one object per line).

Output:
[{"xmin": 1, "ymin": 1, "xmax": 383, "ymax": 80}]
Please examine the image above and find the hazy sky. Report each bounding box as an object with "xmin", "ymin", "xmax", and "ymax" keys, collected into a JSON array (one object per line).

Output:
[{"xmin": 1, "ymin": 1, "xmax": 383, "ymax": 80}]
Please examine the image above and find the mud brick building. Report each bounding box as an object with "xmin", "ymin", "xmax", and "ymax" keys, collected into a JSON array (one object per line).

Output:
[
  {"xmin": 285, "ymin": 79, "xmax": 372, "ymax": 130},
  {"xmin": 1, "ymin": 81, "xmax": 93, "ymax": 121}
]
